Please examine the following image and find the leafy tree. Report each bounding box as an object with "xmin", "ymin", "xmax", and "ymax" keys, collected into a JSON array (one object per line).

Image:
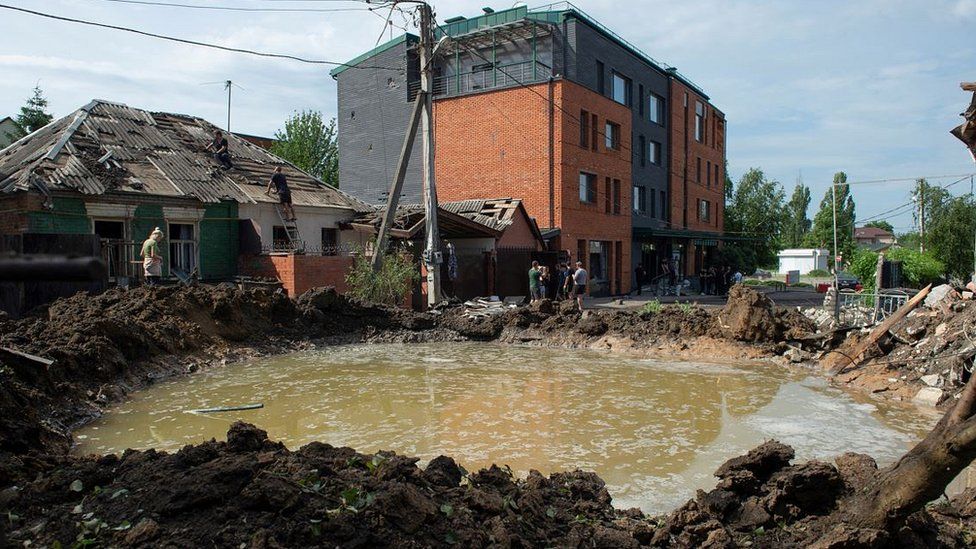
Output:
[
  {"xmin": 271, "ymin": 110, "xmax": 339, "ymax": 187},
  {"xmin": 7, "ymin": 85, "xmax": 53, "ymax": 140},
  {"xmin": 723, "ymin": 168, "xmax": 786, "ymax": 273},
  {"xmin": 345, "ymin": 244, "xmax": 418, "ymax": 306},
  {"xmin": 911, "ymin": 178, "xmax": 950, "ymax": 253},
  {"xmin": 898, "ymin": 231, "xmax": 921, "ymax": 250},
  {"xmin": 806, "ymin": 172, "xmax": 856, "ymax": 267},
  {"xmin": 927, "ymin": 195, "xmax": 976, "ymax": 280},
  {"xmin": 849, "ymin": 247, "xmax": 944, "ymax": 291},
  {"xmin": 781, "ymin": 182, "xmax": 811, "ymax": 249},
  {"xmin": 862, "ymin": 220, "xmax": 894, "ymax": 233}
]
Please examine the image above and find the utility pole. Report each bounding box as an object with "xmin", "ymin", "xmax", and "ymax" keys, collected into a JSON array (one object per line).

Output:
[
  {"xmin": 831, "ymin": 181, "xmax": 840, "ymax": 320},
  {"xmin": 225, "ymin": 80, "xmax": 232, "ymax": 133},
  {"xmin": 418, "ymin": 2, "xmax": 442, "ymax": 307},
  {"xmin": 917, "ymin": 179, "xmax": 925, "ymax": 253}
]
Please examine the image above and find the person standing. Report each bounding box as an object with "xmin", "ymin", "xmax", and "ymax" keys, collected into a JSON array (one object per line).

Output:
[
  {"xmin": 564, "ymin": 263, "xmax": 576, "ymax": 299},
  {"xmin": 206, "ymin": 130, "xmax": 233, "ymax": 170},
  {"xmin": 266, "ymin": 166, "xmax": 296, "ymax": 221},
  {"xmin": 634, "ymin": 263, "xmax": 646, "ymax": 296},
  {"xmin": 539, "ymin": 265, "xmax": 551, "ymax": 300},
  {"xmin": 555, "ymin": 263, "xmax": 567, "ymax": 300},
  {"xmin": 141, "ymin": 227, "xmax": 164, "ymax": 286},
  {"xmin": 528, "ymin": 261, "xmax": 542, "ymax": 303},
  {"xmin": 572, "ymin": 260, "xmax": 588, "ymax": 311}
]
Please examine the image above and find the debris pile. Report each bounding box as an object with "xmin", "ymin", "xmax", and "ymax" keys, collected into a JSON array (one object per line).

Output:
[{"xmin": 714, "ymin": 285, "xmax": 815, "ymax": 343}]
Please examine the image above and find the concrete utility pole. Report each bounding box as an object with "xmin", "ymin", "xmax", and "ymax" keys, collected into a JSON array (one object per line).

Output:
[
  {"xmin": 831, "ymin": 181, "xmax": 840, "ymax": 320},
  {"xmin": 225, "ymin": 80, "xmax": 232, "ymax": 133},
  {"xmin": 917, "ymin": 179, "xmax": 925, "ymax": 253},
  {"xmin": 418, "ymin": 2, "xmax": 443, "ymax": 307}
]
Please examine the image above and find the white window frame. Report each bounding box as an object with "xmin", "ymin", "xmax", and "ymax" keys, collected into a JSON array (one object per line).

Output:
[
  {"xmin": 167, "ymin": 221, "xmax": 200, "ymax": 276},
  {"xmin": 648, "ymin": 93, "xmax": 664, "ymax": 124},
  {"xmin": 579, "ymin": 172, "xmax": 597, "ymax": 204},
  {"xmin": 648, "ymin": 140, "xmax": 662, "ymax": 165},
  {"xmin": 695, "ymin": 101, "xmax": 706, "ymax": 143},
  {"xmin": 611, "ymin": 72, "xmax": 628, "ymax": 105}
]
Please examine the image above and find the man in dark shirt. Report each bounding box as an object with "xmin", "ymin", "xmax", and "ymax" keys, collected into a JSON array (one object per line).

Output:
[
  {"xmin": 266, "ymin": 166, "xmax": 296, "ymax": 221},
  {"xmin": 207, "ymin": 130, "xmax": 233, "ymax": 169}
]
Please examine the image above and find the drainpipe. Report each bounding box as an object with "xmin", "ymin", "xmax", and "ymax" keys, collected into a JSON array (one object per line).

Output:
[{"xmin": 548, "ymin": 77, "xmax": 556, "ymax": 232}]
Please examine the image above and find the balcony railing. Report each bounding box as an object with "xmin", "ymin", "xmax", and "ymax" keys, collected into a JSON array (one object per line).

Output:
[{"xmin": 409, "ymin": 60, "xmax": 552, "ymax": 99}]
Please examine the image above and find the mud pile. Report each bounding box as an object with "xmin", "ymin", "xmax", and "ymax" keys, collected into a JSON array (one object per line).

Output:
[{"xmin": 715, "ymin": 286, "xmax": 815, "ymax": 343}]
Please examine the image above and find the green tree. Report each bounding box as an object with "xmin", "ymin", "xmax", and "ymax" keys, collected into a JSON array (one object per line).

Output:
[
  {"xmin": 271, "ymin": 110, "xmax": 339, "ymax": 187},
  {"xmin": 927, "ymin": 195, "xmax": 976, "ymax": 280},
  {"xmin": 911, "ymin": 178, "xmax": 950, "ymax": 253},
  {"xmin": 849, "ymin": 247, "xmax": 944, "ymax": 291},
  {"xmin": 8, "ymin": 85, "xmax": 53, "ymax": 140},
  {"xmin": 862, "ymin": 220, "xmax": 894, "ymax": 233},
  {"xmin": 806, "ymin": 172, "xmax": 856, "ymax": 267},
  {"xmin": 723, "ymin": 168, "xmax": 786, "ymax": 273},
  {"xmin": 781, "ymin": 182, "xmax": 811, "ymax": 248},
  {"xmin": 345, "ymin": 244, "xmax": 418, "ymax": 306}
]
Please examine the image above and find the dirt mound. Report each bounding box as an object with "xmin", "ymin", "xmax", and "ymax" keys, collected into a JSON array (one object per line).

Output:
[
  {"xmin": 715, "ymin": 285, "xmax": 814, "ymax": 343},
  {"xmin": 2, "ymin": 422, "xmax": 641, "ymax": 548}
]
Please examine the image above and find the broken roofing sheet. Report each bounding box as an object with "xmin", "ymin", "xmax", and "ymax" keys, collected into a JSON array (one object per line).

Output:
[{"xmin": 0, "ymin": 99, "xmax": 369, "ymax": 211}]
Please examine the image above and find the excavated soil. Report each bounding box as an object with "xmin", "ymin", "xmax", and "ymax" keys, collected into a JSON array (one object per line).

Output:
[{"xmin": 0, "ymin": 284, "xmax": 974, "ymax": 547}]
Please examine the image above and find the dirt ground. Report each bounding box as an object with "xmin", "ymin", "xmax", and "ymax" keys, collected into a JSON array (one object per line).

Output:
[{"xmin": 1, "ymin": 284, "xmax": 974, "ymax": 547}]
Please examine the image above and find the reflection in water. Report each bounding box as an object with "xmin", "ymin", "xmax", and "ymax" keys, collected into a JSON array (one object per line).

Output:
[{"xmin": 73, "ymin": 343, "xmax": 935, "ymax": 513}]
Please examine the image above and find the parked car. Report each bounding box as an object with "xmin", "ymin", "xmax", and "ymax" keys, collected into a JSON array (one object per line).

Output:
[{"xmin": 834, "ymin": 272, "xmax": 863, "ymax": 291}]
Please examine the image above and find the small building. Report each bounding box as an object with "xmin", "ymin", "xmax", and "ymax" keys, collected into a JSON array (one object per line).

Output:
[
  {"xmin": 777, "ymin": 248, "xmax": 829, "ymax": 275},
  {"xmin": 0, "ymin": 99, "xmax": 366, "ymax": 290},
  {"xmin": 855, "ymin": 226, "xmax": 896, "ymax": 248},
  {"xmin": 0, "ymin": 117, "xmax": 19, "ymax": 149},
  {"xmin": 441, "ymin": 198, "xmax": 544, "ymax": 251}
]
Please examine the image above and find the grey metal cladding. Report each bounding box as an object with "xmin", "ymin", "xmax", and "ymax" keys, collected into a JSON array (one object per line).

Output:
[
  {"xmin": 566, "ymin": 19, "xmax": 670, "ymax": 229},
  {"xmin": 336, "ymin": 41, "xmax": 424, "ymax": 206}
]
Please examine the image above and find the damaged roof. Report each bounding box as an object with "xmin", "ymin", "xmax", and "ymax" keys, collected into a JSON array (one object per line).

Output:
[
  {"xmin": 349, "ymin": 203, "xmax": 501, "ymax": 240},
  {"xmin": 441, "ymin": 197, "xmax": 543, "ymax": 241},
  {"xmin": 0, "ymin": 99, "xmax": 367, "ymax": 211}
]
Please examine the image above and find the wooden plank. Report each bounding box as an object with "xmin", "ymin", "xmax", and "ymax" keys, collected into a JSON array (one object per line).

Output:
[
  {"xmin": 187, "ymin": 403, "xmax": 263, "ymax": 414},
  {"xmin": 0, "ymin": 346, "xmax": 55, "ymax": 367},
  {"xmin": 827, "ymin": 284, "xmax": 932, "ymax": 376}
]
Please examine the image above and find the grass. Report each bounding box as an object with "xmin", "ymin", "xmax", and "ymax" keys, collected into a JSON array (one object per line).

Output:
[{"xmin": 640, "ymin": 300, "xmax": 662, "ymax": 315}]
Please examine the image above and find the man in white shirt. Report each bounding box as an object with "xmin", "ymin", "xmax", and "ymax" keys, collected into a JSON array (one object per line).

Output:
[{"xmin": 572, "ymin": 260, "xmax": 589, "ymax": 311}]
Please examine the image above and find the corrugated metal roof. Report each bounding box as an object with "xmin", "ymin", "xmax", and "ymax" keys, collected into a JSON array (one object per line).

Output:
[{"xmin": 0, "ymin": 99, "xmax": 368, "ymax": 211}]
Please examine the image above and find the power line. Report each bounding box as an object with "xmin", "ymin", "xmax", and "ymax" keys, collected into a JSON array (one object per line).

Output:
[
  {"xmin": 0, "ymin": 3, "xmax": 402, "ymax": 70},
  {"xmin": 834, "ymin": 173, "xmax": 976, "ymax": 187},
  {"xmin": 88, "ymin": 0, "xmax": 373, "ymax": 12}
]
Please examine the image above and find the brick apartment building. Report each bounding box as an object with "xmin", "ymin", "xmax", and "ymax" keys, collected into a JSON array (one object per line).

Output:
[{"xmin": 333, "ymin": 4, "xmax": 726, "ymax": 295}]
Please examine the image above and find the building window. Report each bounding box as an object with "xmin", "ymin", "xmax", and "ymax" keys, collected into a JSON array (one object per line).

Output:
[
  {"xmin": 168, "ymin": 222, "xmax": 197, "ymax": 276},
  {"xmin": 591, "ymin": 113, "xmax": 598, "ymax": 151},
  {"xmin": 577, "ymin": 239, "xmax": 587, "ymax": 269},
  {"xmin": 648, "ymin": 93, "xmax": 664, "ymax": 124},
  {"xmin": 605, "ymin": 177, "xmax": 612, "ymax": 213},
  {"xmin": 696, "ymin": 157, "xmax": 702, "ymax": 183},
  {"xmin": 638, "ymin": 84, "xmax": 644, "ymax": 116},
  {"xmin": 649, "ymin": 188, "xmax": 656, "ymax": 218},
  {"xmin": 579, "ymin": 172, "xmax": 597, "ymax": 204},
  {"xmin": 706, "ymin": 161, "xmax": 712, "ymax": 188},
  {"xmin": 612, "ymin": 179, "xmax": 621, "ymax": 215},
  {"xmin": 605, "ymin": 121, "xmax": 620, "ymax": 150},
  {"xmin": 633, "ymin": 185, "xmax": 646, "ymax": 214},
  {"xmin": 695, "ymin": 101, "xmax": 706, "ymax": 142},
  {"xmin": 596, "ymin": 60, "xmax": 605, "ymax": 94},
  {"xmin": 272, "ymin": 225, "xmax": 289, "ymax": 252},
  {"xmin": 649, "ymin": 140, "xmax": 662, "ymax": 165},
  {"xmin": 589, "ymin": 240, "xmax": 608, "ymax": 280},
  {"xmin": 611, "ymin": 71, "xmax": 631, "ymax": 106},
  {"xmin": 698, "ymin": 199, "xmax": 711, "ymax": 222},
  {"xmin": 321, "ymin": 228, "xmax": 338, "ymax": 256},
  {"xmin": 715, "ymin": 164, "xmax": 721, "ymax": 188},
  {"xmin": 660, "ymin": 190, "xmax": 666, "ymax": 219},
  {"xmin": 638, "ymin": 135, "xmax": 646, "ymax": 167},
  {"xmin": 580, "ymin": 109, "xmax": 590, "ymax": 148}
]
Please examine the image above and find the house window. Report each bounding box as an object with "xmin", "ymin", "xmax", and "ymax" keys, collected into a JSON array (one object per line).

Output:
[
  {"xmin": 589, "ymin": 240, "xmax": 608, "ymax": 280},
  {"xmin": 272, "ymin": 225, "xmax": 290, "ymax": 252},
  {"xmin": 611, "ymin": 71, "xmax": 630, "ymax": 106},
  {"xmin": 591, "ymin": 113, "xmax": 598, "ymax": 151},
  {"xmin": 707, "ymin": 161, "xmax": 712, "ymax": 188},
  {"xmin": 605, "ymin": 177, "xmax": 612, "ymax": 213},
  {"xmin": 612, "ymin": 179, "xmax": 621, "ymax": 215},
  {"xmin": 696, "ymin": 157, "xmax": 702, "ymax": 183},
  {"xmin": 633, "ymin": 185, "xmax": 646, "ymax": 213},
  {"xmin": 660, "ymin": 190, "xmax": 666, "ymax": 219},
  {"xmin": 579, "ymin": 172, "xmax": 597, "ymax": 204},
  {"xmin": 577, "ymin": 239, "xmax": 587, "ymax": 268},
  {"xmin": 596, "ymin": 60, "xmax": 605, "ymax": 94},
  {"xmin": 638, "ymin": 135, "xmax": 646, "ymax": 167},
  {"xmin": 695, "ymin": 101, "xmax": 706, "ymax": 142},
  {"xmin": 715, "ymin": 164, "xmax": 721, "ymax": 188},
  {"xmin": 649, "ymin": 188, "xmax": 656, "ymax": 218},
  {"xmin": 605, "ymin": 121, "xmax": 620, "ymax": 150},
  {"xmin": 648, "ymin": 93, "xmax": 664, "ymax": 124},
  {"xmin": 638, "ymin": 84, "xmax": 644, "ymax": 116},
  {"xmin": 649, "ymin": 140, "xmax": 662, "ymax": 165},
  {"xmin": 168, "ymin": 222, "xmax": 197, "ymax": 275},
  {"xmin": 93, "ymin": 219, "xmax": 127, "ymax": 278},
  {"xmin": 580, "ymin": 109, "xmax": 590, "ymax": 148},
  {"xmin": 321, "ymin": 228, "xmax": 338, "ymax": 256},
  {"xmin": 698, "ymin": 199, "xmax": 711, "ymax": 222}
]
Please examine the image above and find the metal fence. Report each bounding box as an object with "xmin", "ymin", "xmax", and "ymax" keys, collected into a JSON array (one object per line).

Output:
[{"xmin": 831, "ymin": 289, "xmax": 911, "ymax": 327}]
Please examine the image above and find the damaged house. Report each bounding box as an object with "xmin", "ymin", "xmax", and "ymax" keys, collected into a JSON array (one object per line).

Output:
[{"xmin": 0, "ymin": 99, "xmax": 367, "ymax": 295}]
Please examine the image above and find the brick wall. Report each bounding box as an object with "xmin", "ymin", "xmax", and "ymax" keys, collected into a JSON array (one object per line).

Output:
[
  {"xmin": 239, "ymin": 254, "xmax": 353, "ymax": 297},
  {"xmin": 0, "ymin": 193, "xmax": 45, "ymax": 235},
  {"xmin": 433, "ymin": 79, "xmax": 632, "ymax": 294},
  {"xmin": 199, "ymin": 202, "xmax": 239, "ymax": 279}
]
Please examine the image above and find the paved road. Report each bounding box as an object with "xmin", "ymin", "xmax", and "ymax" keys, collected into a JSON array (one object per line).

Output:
[{"xmin": 590, "ymin": 287, "xmax": 826, "ymax": 310}]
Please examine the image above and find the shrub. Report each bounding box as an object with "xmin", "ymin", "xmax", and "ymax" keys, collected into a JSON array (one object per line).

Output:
[
  {"xmin": 345, "ymin": 244, "xmax": 419, "ymax": 306},
  {"xmin": 640, "ymin": 300, "xmax": 662, "ymax": 315},
  {"xmin": 807, "ymin": 269, "xmax": 830, "ymax": 277},
  {"xmin": 849, "ymin": 247, "xmax": 945, "ymax": 291}
]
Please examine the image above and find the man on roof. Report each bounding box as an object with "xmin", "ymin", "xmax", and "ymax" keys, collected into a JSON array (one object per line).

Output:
[
  {"xmin": 266, "ymin": 166, "xmax": 296, "ymax": 221},
  {"xmin": 206, "ymin": 130, "xmax": 233, "ymax": 170}
]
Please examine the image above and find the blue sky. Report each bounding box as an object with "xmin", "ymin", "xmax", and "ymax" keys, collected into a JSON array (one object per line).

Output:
[{"xmin": 1, "ymin": 0, "xmax": 974, "ymax": 232}]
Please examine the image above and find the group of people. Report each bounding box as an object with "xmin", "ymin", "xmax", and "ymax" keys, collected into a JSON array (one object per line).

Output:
[
  {"xmin": 697, "ymin": 265, "xmax": 743, "ymax": 295},
  {"xmin": 207, "ymin": 130, "xmax": 296, "ymax": 221},
  {"xmin": 529, "ymin": 261, "xmax": 589, "ymax": 310}
]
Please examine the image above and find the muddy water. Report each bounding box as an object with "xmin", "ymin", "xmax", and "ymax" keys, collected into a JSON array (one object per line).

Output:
[{"xmin": 74, "ymin": 343, "xmax": 937, "ymax": 513}]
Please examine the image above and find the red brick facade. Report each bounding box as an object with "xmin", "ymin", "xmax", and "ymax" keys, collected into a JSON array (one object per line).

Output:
[
  {"xmin": 434, "ymin": 80, "xmax": 632, "ymax": 294},
  {"xmin": 668, "ymin": 79, "xmax": 726, "ymax": 274},
  {"xmin": 0, "ymin": 193, "xmax": 44, "ymax": 235},
  {"xmin": 239, "ymin": 254, "xmax": 354, "ymax": 297}
]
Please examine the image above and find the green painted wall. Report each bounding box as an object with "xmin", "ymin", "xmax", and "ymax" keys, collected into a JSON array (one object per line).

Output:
[
  {"xmin": 199, "ymin": 202, "xmax": 239, "ymax": 280},
  {"xmin": 27, "ymin": 197, "xmax": 90, "ymax": 233},
  {"xmin": 131, "ymin": 204, "xmax": 168, "ymax": 277}
]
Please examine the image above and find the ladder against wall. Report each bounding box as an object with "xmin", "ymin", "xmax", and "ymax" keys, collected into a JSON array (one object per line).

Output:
[{"xmin": 274, "ymin": 203, "xmax": 304, "ymax": 253}]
